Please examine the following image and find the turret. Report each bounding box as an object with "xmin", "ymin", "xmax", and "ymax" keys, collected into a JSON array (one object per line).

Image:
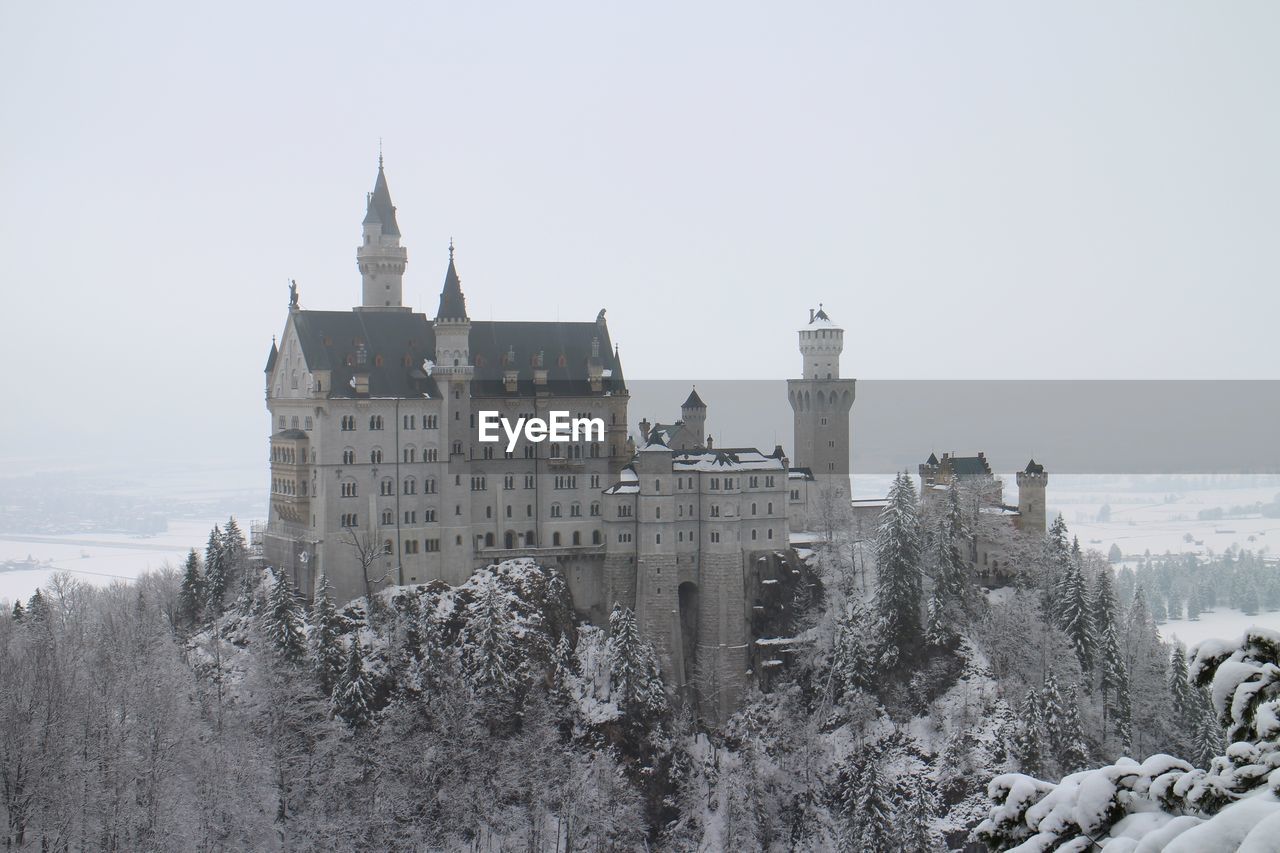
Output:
[
  {"xmin": 798, "ymin": 304, "xmax": 843, "ymax": 379},
  {"xmin": 679, "ymin": 387, "xmax": 707, "ymax": 450},
  {"xmin": 787, "ymin": 304, "xmax": 856, "ymax": 497},
  {"xmin": 356, "ymin": 155, "xmax": 409, "ymax": 311},
  {"xmin": 1016, "ymin": 459, "xmax": 1049, "ymax": 534},
  {"xmin": 432, "ymin": 241, "xmax": 472, "ymax": 381}
]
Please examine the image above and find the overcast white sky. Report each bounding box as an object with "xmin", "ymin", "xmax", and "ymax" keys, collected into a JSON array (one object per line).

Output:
[{"xmin": 1, "ymin": 2, "xmax": 1277, "ymax": 468}]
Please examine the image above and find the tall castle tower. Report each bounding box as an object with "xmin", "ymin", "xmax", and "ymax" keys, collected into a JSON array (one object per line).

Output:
[
  {"xmin": 356, "ymin": 156, "xmax": 409, "ymax": 311},
  {"xmin": 1015, "ymin": 459, "xmax": 1048, "ymax": 534},
  {"xmin": 787, "ymin": 305, "xmax": 856, "ymax": 496}
]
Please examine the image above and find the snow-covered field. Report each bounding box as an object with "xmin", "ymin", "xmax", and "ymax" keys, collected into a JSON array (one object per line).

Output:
[
  {"xmin": 0, "ymin": 519, "xmax": 259, "ymax": 605},
  {"xmin": 1158, "ymin": 607, "xmax": 1279, "ymax": 651}
]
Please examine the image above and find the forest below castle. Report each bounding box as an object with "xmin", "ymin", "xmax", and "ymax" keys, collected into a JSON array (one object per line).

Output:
[{"xmin": 3, "ymin": 480, "xmax": 1280, "ymax": 851}]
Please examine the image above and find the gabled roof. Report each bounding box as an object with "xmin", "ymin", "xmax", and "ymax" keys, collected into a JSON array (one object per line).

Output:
[
  {"xmin": 288, "ymin": 309, "xmax": 627, "ymax": 400},
  {"xmin": 926, "ymin": 452, "xmax": 939, "ymax": 466},
  {"xmin": 1024, "ymin": 459, "xmax": 1045, "ymax": 474},
  {"xmin": 436, "ymin": 250, "xmax": 469, "ymax": 321},
  {"xmin": 682, "ymin": 387, "xmax": 706, "ymax": 409},
  {"xmin": 362, "ymin": 163, "xmax": 400, "ymax": 237}
]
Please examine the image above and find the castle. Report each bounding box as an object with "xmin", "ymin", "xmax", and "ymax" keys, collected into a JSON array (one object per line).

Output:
[{"xmin": 262, "ymin": 159, "xmax": 1040, "ymax": 717}]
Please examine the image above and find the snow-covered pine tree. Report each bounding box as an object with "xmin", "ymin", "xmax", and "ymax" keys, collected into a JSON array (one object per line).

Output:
[
  {"xmin": 931, "ymin": 511, "xmax": 967, "ymax": 604},
  {"xmin": 1168, "ymin": 642, "xmax": 1198, "ymax": 750},
  {"xmin": 873, "ymin": 471, "xmax": 924, "ymax": 664},
  {"xmin": 1241, "ymin": 581, "xmax": 1260, "ymax": 616},
  {"xmin": 832, "ymin": 603, "xmax": 875, "ymax": 699},
  {"xmin": 1150, "ymin": 593, "xmax": 1168, "ymax": 624},
  {"xmin": 262, "ymin": 569, "xmax": 307, "ymax": 665},
  {"xmin": 459, "ymin": 579, "xmax": 526, "ymax": 726},
  {"xmin": 309, "ymin": 570, "xmax": 345, "ymax": 696},
  {"xmin": 1014, "ymin": 689, "xmax": 1048, "ymax": 778},
  {"xmin": 836, "ymin": 749, "xmax": 897, "ymax": 852},
  {"xmin": 1191, "ymin": 686, "xmax": 1223, "ymax": 769},
  {"xmin": 10, "ymin": 600, "xmax": 23, "ymax": 620},
  {"xmin": 1187, "ymin": 585, "xmax": 1202, "ymax": 621},
  {"xmin": 925, "ymin": 583, "xmax": 949, "ymax": 649},
  {"xmin": 606, "ymin": 605, "xmax": 667, "ymax": 725},
  {"xmin": 1040, "ymin": 671, "xmax": 1087, "ymax": 773},
  {"xmin": 1041, "ymin": 515, "xmax": 1071, "ymax": 620},
  {"xmin": 203, "ymin": 525, "xmax": 227, "ymax": 616},
  {"xmin": 1059, "ymin": 557, "xmax": 1094, "ymax": 674},
  {"xmin": 899, "ymin": 772, "xmax": 940, "ymax": 852},
  {"xmin": 1097, "ymin": 618, "xmax": 1131, "ymax": 748},
  {"xmin": 178, "ymin": 548, "xmax": 204, "ymax": 626},
  {"xmin": 1108, "ymin": 543, "xmax": 1122, "ymax": 564},
  {"xmin": 332, "ymin": 633, "xmax": 374, "ymax": 730}
]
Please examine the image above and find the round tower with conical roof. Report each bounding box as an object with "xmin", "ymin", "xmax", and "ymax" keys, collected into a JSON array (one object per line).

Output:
[{"xmin": 357, "ymin": 155, "xmax": 409, "ymax": 311}]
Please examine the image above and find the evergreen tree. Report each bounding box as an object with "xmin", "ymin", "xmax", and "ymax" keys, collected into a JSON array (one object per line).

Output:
[
  {"xmin": 263, "ymin": 569, "xmax": 307, "ymax": 664},
  {"xmin": 931, "ymin": 511, "xmax": 966, "ymax": 604},
  {"xmin": 1040, "ymin": 515, "xmax": 1073, "ymax": 625},
  {"xmin": 606, "ymin": 605, "xmax": 667, "ymax": 725},
  {"xmin": 25, "ymin": 588, "xmax": 49, "ymax": 622},
  {"xmin": 1059, "ymin": 558, "xmax": 1094, "ymax": 673},
  {"xmin": 1241, "ymin": 581, "xmax": 1260, "ymax": 616},
  {"xmin": 832, "ymin": 604, "xmax": 875, "ymax": 698},
  {"xmin": 899, "ymin": 773, "xmax": 940, "ymax": 852},
  {"xmin": 837, "ymin": 750, "xmax": 896, "ymax": 852},
  {"xmin": 178, "ymin": 549, "xmax": 204, "ymax": 625},
  {"xmin": 1014, "ymin": 689, "xmax": 1048, "ymax": 777},
  {"xmin": 1041, "ymin": 672, "xmax": 1087, "ymax": 773},
  {"xmin": 1150, "ymin": 594, "xmax": 1167, "ymax": 624},
  {"xmin": 310, "ymin": 570, "xmax": 345, "ymax": 696},
  {"xmin": 924, "ymin": 583, "xmax": 949, "ymax": 648},
  {"xmin": 332, "ymin": 634, "xmax": 374, "ymax": 730},
  {"xmin": 1168, "ymin": 643, "xmax": 1197, "ymax": 743},
  {"xmin": 873, "ymin": 472, "xmax": 924, "ymax": 664},
  {"xmin": 1098, "ymin": 618, "xmax": 1131, "ymax": 747},
  {"xmin": 11, "ymin": 600, "xmax": 23, "ymax": 621},
  {"xmin": 1187, "ymin": 586, "xmax": 1202, "ymax": 621},
  {"xmin": 1108, "ymin": 543, "xmax": 1122, "ymax": 564},
  {"xmin": 1192, "ymin": 688, "xmax": 1223, "ymax": 769},
  {"xmin": 203, "ymin": 525, "xmax": 227, "ymax": 616},
  {"xmin": 460, "ymin": 579, "xmax": 526, "ymax": 724}
]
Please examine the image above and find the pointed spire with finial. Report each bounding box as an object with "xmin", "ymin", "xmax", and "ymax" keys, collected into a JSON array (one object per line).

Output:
[
  {"xmin": 435, "ymin": 240, "xmax": 469, "ymax": 322},
  {"xmin": 363, "ymin": 150, "xmax": 400, "ymax": 237}
]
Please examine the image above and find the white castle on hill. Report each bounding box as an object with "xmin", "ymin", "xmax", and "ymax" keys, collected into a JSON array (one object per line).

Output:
[{"xmin": 261, "ymin": 159, "xmax": 1046, "ymax": 717}]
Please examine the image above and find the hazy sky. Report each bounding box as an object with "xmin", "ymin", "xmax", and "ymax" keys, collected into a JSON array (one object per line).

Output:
[{"xmin": 2, "ymin": 2, "xmax": 1277, "ymax": 469}]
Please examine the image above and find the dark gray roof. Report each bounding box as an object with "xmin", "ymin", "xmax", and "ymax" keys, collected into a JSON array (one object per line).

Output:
[
  {"xmin": 290, "ymin": 310, "xmax": 625, "ymax": 400},
  {"xmin": 925, "ymin": 452, "xmax": 939, "ymax": 466},
  {"xmin": 436, "ymin": 254, "xmax": 468, "ymax": 321},
  {"xmin": 949, "ymin": 455, "xmax": 993, "ymax": 477},
  {"xmin": 264, "ymin": 340, "xmax": 278, "ymax": 374},
  {"xmin": 1024, "ymin": 459, "xmax": 1045, "ymax": 474},
  {"xmin": 362, "ymin": 164, "xmax": 400, "ymax": 237},
  {"xmin": 682, "ymin": 387, "xmax": 706, "ymax": 409}
]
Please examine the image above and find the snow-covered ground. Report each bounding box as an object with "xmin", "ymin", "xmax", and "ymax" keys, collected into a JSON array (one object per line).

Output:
[
  {"xmin": 0, "ymin": 518, "xmax": 260, "ymax": 605},
  {"xmin": 1158, "ymin": 607, "xmax": 1280, "ymax": 651}
]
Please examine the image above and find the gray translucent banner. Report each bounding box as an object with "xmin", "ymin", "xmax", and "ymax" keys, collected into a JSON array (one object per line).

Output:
[{"xmin": 623, "ymin": 380, "xmax": 1280, "ymax": 474}]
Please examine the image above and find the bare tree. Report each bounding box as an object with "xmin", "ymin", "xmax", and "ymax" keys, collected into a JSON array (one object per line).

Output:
[{"xmin": 340, "ymin": 520, "xmax": 393, "ymax": 625}]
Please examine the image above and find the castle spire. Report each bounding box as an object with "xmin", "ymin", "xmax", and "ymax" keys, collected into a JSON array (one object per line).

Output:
[
  {"xmin": 435, "ymin": 243, "xmax": 469, "ymax": 322},
  {"xmin": 356, "ymin": 155, "xmax": 408, "ymax": 310},
  {"xmin": 362, "ymin": 157, "xmax": 400, "ymax": 237}
]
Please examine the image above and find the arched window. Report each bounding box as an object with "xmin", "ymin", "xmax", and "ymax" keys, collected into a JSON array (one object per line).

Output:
[
  {"xmin": 592, "ymin": 529, "xmax": 601, "ymax": 545},
  {"xmin": 572, "ymin": 531, "xmax": 581, "ymax": 546},
  {"xmin": 526, "ymin": 530, "xmax": 536, "ymax": 546},
  {"xmin": 552, "ymin": 532, "xmax": 562, "ymax": 546},
  {"xmin": 484, "ymin": 532, "xmax": 495, "ymax": 548},
  {"xmin": 383, "ymin": 539, "xmax": 393, "ymax": 555}
]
